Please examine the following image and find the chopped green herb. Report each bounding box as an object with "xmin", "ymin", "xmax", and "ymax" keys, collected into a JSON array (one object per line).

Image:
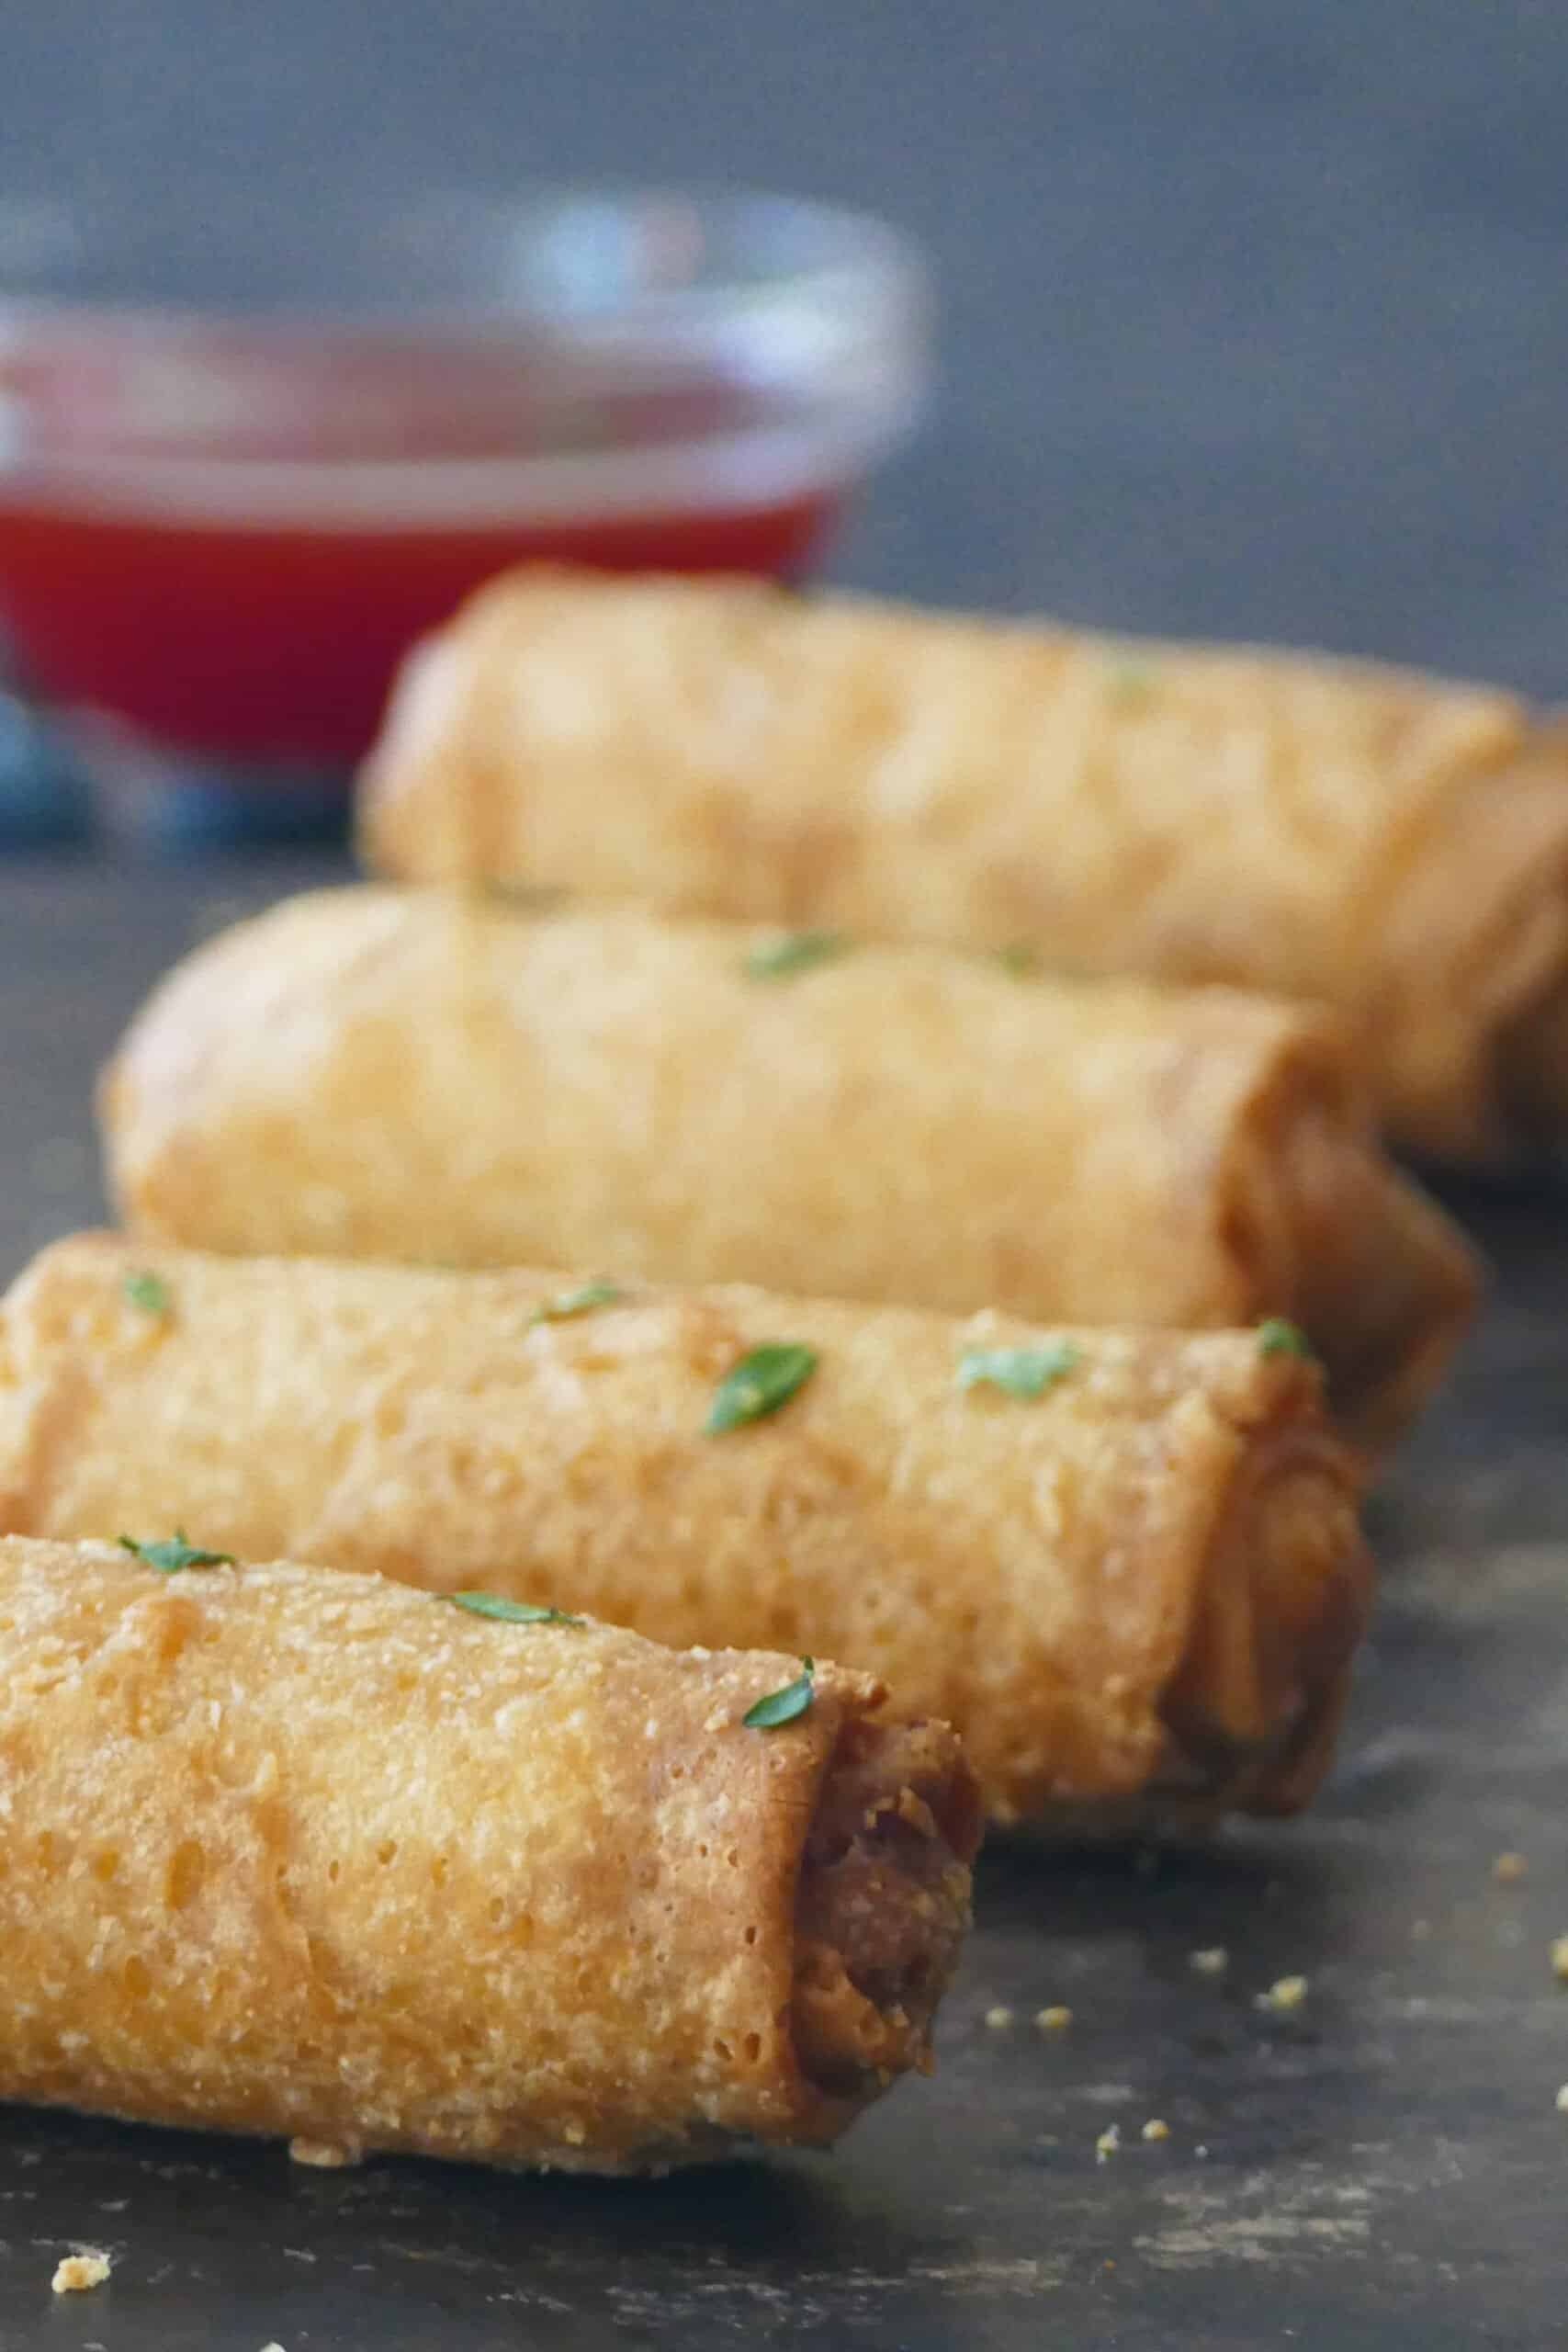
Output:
[
  {"xmin": 1106, "ymin": 660, "xmax": 1157, "ymax": 704},
  {"xmin": 743, "ymin": 1657, "xmax": 815, "ymax": 1729},
  {"xmin": 444, "ymin": 1591, "xmax": 584, "ymax": 1627},
  {"xmin": 122, "ymin": 1270, "xmax": 171, "ymax": 1316},
  {"xmin": 1257, "ymin": 1317, "xmax": 1314, "ymax": 1361},
  {"xmin": 956, "ymin": 1341, "xmax": 1081, "ymax": 1400},
  {"xmin": 705, "ymin": 1342, "xmax": 818, "ymax": 1434},
  {"xmin": 530, "ymin": 1279, "xmax": 625, "ymax": 1326},
  {"xmin": 994, "ymin": 943, "xmax": 1042, "ymax": 978},
  {"xmin": 743, "ymin": 929, "xmax": 845, "ymax": 981},
  {"xmin": 118, "ymin": 1530, "xmax": 234, "ymax": 1574}
]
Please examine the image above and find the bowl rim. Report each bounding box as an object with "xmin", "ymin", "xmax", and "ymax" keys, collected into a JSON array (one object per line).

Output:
[{"xmin": 0, "ymin": 183, "xmax": 925, "ymax": 338}]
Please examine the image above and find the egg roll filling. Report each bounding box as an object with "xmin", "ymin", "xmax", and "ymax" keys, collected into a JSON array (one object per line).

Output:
[
  {"xmin": 792, "ymin": 1715, "xmax": 981, "ymax": 2097},
  {"xmin": 1157, "ymin": 1424, "xmax": 1371, "ymax": 1815}
]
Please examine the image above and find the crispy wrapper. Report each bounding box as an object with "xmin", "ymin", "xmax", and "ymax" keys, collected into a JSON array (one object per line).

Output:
[
  {"xmin": 0, "ymin": 1532, "xmax": 978, "ymax": 2172},
  {"xmin": 358, "ymin": 567, "xmax": 1568, "ymax": 1162},
  {"xmin": 0, "ymin": 1236, "xmax": 1372, "ymax": 1832},
  {"xmin": 99, "ymin": 889, "xmax": 1477, "ymax": 1453}
]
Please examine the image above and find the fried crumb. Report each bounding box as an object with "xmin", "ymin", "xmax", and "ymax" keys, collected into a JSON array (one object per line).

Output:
[
  {"xmin": 51, "ymin": 2251, "xmax": 111, "ymax": 2295},
  {"xmin": 288, "ymin": 2137, "xmax": 362, "ymax": 2170},
  {"xmin": 1095, "ymin": 2124, "xmax": 1121, "ymax": 2164},
  {"xmin": 1256, "ymin": 1974, "xmax": 1309, "ymax": 2012},
  {"xmin": 984, "ymin": 2005, "xmax": 1014, "ymax": 2030},
  {"xmin": 1034, "ymin": 2005, "xmax": 1073, "ymax": 2031},
  {"xmin": 1141, "ymin": 2118, "xmax": 1170, "ymax": 2142},
  {"xmin": 1493, "ymin": 1851, "xmax": 1529, "ymax": 1883},
  {"xmin": 1551, "ymin": 1937, "xmax": 1568, "ymax": 1983},
  {"xmin": 1189, "ymin": 1946, "xmax": 1228, "ymax": 1975}
]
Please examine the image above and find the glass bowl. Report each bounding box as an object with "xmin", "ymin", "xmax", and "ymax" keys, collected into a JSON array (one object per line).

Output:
[{"xmin": 0, "ymin": 187, "xmax": 928, "ymax": 840}]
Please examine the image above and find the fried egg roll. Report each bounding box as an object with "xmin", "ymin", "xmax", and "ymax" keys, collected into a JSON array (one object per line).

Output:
[
  {"xmin": 99, "ymin": 889, "xmax": 1477, "ymax": 1453},
  {"xmin": 0, "ymin": 1236, "xmax": 1372, "ymax": 1832},
  {"xmin": 0, "ymin": 1533, "xmax": 977, "ymax": 2172},
  {"xmin": 357, "ymin": 566, "xmax": 1568, "ymax": 1163}
]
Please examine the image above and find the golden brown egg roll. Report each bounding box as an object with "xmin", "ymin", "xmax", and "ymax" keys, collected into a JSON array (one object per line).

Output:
[
  {"xmin": 0, "ymin": 1532, "xmax": 978, "ymax": 2172},
  {"xmin": 357, "ymin": 566, "xmax": 1568, "ymax": 1163},
  {"xmin": 98, "ymin": 888, "xmax": 1477, "ymax": 1453},
  {"xmin": 0, "ymin": 1235, "xmax": 1372, "ymax": 1833}
]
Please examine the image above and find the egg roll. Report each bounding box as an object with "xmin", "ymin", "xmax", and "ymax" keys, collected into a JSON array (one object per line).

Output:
[
  {"xmin": 0, "ymin": 1532, "xmax": 978, "ymax": 2172},
  {"xmin": 0, "ymin": 1235, "xmax": 1372, "ymax": 1832},
  {"xmin": 357, "ymin": 565, "xmax": 1568, "ymax": 1163},
  {"xmin": 99, "ymin": 888, "xmax": 1477, "ymax": 1453}
]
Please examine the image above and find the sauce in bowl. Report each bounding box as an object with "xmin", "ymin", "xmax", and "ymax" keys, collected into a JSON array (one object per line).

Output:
[{"xmin": 0, "ymin": 191, "xmax": 925, "ymax": 828}]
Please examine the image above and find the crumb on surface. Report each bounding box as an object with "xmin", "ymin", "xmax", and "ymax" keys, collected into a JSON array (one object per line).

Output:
[
  {"xmin": 1551, "ymin": 1937, "xmax": 1568, "ymax": 1983},
  {"xmin": 1035, "ymin": 2005, "xmax": 1073, "ymax": 2030},
  {"xmin": 1256, "ymin": 1973, "xmax": 1309, "ymax": 2012},
  {"xmin": 1095, "ymin": 2124, "xmax": 1121, "ymax": 2164},
  {"xmin": 288, "ymin": 2137, "xmax": 362, "ymax": 2170},
  {"xmin": 51, "ymin": 2251, "xmax": 111, "ymax": 2295},
  {"xmin": 1141, "ymin": 2118, "xmax": 1170, "ymax": 2142},
  {"xmin": 1556, "ymin": 2086, "xmax": 1568, "ymax": 2113},
  {"xmin": 984, "ymin": 2004, "xmax": 1014, "ymax": 2030},
  {"xmin": 1189, "ymin": 1947, "xmax": 1228, "ymax": 1975},
  {"xmin": 1493, "ymin": 1851, "xmax": 1529, "ymax": 1883}
]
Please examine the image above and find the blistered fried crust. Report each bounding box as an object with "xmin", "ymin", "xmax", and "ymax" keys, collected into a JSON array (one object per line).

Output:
[
  {"xmin": 357, "ymin": 568, "xmax": 1568, "ymax": 1161},
  {"xmin": 0, "ymin": 1535, "xmax": 976, "ymax": 2171},
  {"xmin": 99, "ymin": 889, "xmax": 1477, "ymax": 1446},
  {"xmin": 0, "ymin": 1236, "xmax": 1371, "ymax": 1828}
]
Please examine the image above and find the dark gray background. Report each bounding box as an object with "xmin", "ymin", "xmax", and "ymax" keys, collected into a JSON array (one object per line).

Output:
[{"xmin": 5, "ymin": 0, "xmax": 1566, "ymax": 687}]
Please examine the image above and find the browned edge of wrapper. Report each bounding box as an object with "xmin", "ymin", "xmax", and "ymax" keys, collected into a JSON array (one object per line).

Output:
[
  {"xmin": 1382, "ymin": 720, "xmax": 1568, "ymax": 1162},
  {"xmin": 1014, "ymin": 1352, "xmax": 1373, "ymax": 1848},
  {"xmin": 1210, "ymin": 1010, "xmax": 1481, "ymax": 1453},
  {"xmin": 1276, "ymin": 1108, "xmax": 1481, "ymax": 1459},
  {"xmin": 1501, "ymin": 967, "xmax": 1568, "ymax": 1148},
  {"xmin": 1154, "ymin": 1404, "xmax": 1373, "ymax": 1823}
]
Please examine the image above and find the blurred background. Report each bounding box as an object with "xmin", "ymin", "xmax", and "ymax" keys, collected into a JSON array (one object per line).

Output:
[{"xmin": 1, "ymin": 0, "xmax": 1563, "ymax": 707}]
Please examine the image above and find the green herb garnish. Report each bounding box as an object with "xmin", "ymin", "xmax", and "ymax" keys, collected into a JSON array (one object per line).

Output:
[
  {"xmin": 994, "ymin": 943, "xmax": 1042, "ymax": 978},
  {"xmin": 1106, "ymin": 660, "xmax": 1157, "ymax": 705},
  {"xmin": 743, "ymin": 1657, "xmax": 815, "ymax": 1728},
  {"xmin": 1257, "ymin": 1317, "xmax": 1314, "ymax": 1361},
  {"xmin": 118, "ymin": 1530, "xmax": 234, "ymax": 1574},
  {"xmin": 445, "ymin": 1592, "xmax": 585, "ymax": 1627},
  {"xmin": 122, "ymin": 1270, "xmax": 171, "ymax": 1316},
  {"xmin": 705, "ymin": 1342, "xmax": 818, "ymax": 1434},
  {"xmin": 530, "ymin": 1279, "xmax": 625, "ymax": 1326},
  {"xmin": 743, "ymin": 930, "xmax": 844, "ymax": 981},
  {"xmin": 956, "ymin": 1341, "xmax": 1081, "ymax": 1400}
]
